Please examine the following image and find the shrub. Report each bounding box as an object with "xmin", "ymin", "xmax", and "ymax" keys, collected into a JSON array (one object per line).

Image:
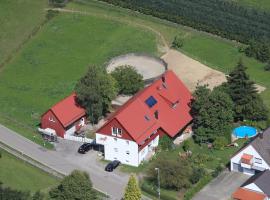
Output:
[
  {"xmin": 159, "ymin": 135, "xmax": 174, "ymax": 151},
  {"xmin": 172, "ymin": 35, "xmax": 184, "ymax": 49},
  {"xmin": 264, "ymin": 63, "xmax": 270, "ymax": 71},
  {"xmin": 212, "ymin": 164, "xmax": 224, "ymax": 178},
  {"xmin": 182, "ymin": 140, "xmax": 192, "ymax": 152},
  {"xmin": 189, "ymin": 167, "xmax": 206, "ymax": 184}
]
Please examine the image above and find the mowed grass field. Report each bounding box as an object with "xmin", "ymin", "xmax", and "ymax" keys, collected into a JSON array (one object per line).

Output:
[
  {"xmin": 0, "ymin": 0, "xmax": 47, "ymax": 66},
  {"xmin": 0, "ymin": 150, "xmax": 59, "ymax": 192},
  {"xmin": 0, "ymin": 13, "xmax": 157, "ymax": 143},
  {"xmin": 68, "ymin": 0, "xmax": 270, "ymax": 110},
  {"xmin": 234, "ymin": 0, "xmax": 270, "ymax": 11}
]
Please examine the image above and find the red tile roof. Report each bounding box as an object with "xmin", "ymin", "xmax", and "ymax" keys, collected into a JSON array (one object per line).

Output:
[
  {"xmin": 233, "ymin": 188, "xmax": 266, "ymax": 200},
  {"xmin": 99, "ymin": 70, "xmax": 192, "ymax": 144},
  {"xmin": 49, "ymin": 93, "xmax": 86, "ymax": 127}
]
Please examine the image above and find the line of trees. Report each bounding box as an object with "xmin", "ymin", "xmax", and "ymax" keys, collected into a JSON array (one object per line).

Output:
[{"xmin": 100, "ymin": 0, "xmax": 270, "ymax": 62}]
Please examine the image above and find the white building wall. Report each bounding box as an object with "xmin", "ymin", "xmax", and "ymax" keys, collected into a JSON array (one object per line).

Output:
[
  {"xmin": 96, "ymin": 133, "xmax": 139, "ymax": 167},
  {"xmin": 243, "ymin": 183, "xmax": 263, "ymax": 193},
  {"xmin": 64, "ymin": 117, "xmax": 85, "ymax": 136},
  {"xmin": 231, "ymin": 145, "xmax": 270, "ymax": 175},
  {"xmin": 139, "ymin": 135, "xmax": 159, "ymax": 163}
]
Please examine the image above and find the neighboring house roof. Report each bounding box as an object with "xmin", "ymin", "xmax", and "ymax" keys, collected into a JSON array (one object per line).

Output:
[
  {"xmin": 44, "ymin": 93, "xmax": 86, "ymax": 128},
  {"xmin": 242, "ymin": 170, "xmax": 270, "ymax": 197},
  {"xmin": 98, "ymin": 70, "xmax": 192, "ymax": 144},
  {"xmin": 232, "ymin": 188, "xmax": 266, "ymax": 200},
  {"xmin": 231, "ymin": 127, "xmax": 270, "ymax": 165},
  {"xmin": 249, "ymin": 127, "xmax": 270, "ymax": 166}
]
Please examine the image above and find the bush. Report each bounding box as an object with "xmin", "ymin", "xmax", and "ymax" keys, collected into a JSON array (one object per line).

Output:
[
  {"xmin": 182, "ymin": 140, "xmax": 191, "ymax": 152},
  {"xmin": 212, "ymin": 164, "xmax": 224, "ymax": 178},
  {"xmin": 111, "ymin": 65, "xmax": 144, "ymax": 95},
  {"xmin": 172, "ymin": 35, "xmax": 184, "ymax": 49},
  {"xmin": 46, "ymin": 10, "xmax": 59, "ymax": 20},
  {"xmin": 189, "ymin": 167, "xmax": 206, "ymax": 184},
  {"xmin": 264, "ymin": 63, "xmax": 270, "ymax": 71},
  {"xmin": 159, "ymin": 135, "xmax": 174, "ymax": 151},
  {"xmin": 213, "ymin": 137, "xmax": 228, "ymax": 150}
]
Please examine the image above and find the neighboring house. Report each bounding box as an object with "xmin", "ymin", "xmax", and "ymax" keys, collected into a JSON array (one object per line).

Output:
[
  {"xmin": 231, "ymin": 127, "xmax": 270, "ymax": 175},
  {"xmin": 41, "ymin": 93, "xmax": 87, "ymax": 138},
  {"xmin": 96, "ymin": 70, "xmax": 192, "ymax": 167},
  {"xmin": 232, "ymin": 169, "xmax": 270, "ymax": 200}
]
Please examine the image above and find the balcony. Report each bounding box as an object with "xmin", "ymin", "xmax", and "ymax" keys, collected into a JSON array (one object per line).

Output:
[{"xmin": 240, "ymin": 154, "xmax": 253, "ymax": 169}]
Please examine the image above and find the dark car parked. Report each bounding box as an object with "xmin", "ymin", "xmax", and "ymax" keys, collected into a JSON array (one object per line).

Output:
[
  {"xmin": 78, "ymin": 140, "xmax": 104, "ymax": 154},
  {"xmin": 105, "ymin": 160, "xmax": 121, "ymax": 172}
]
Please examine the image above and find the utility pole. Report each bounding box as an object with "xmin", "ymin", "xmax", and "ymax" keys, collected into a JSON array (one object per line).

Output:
[{"xmin": 155, "ymin": 168, "xmax": 160, "ymax": 199}]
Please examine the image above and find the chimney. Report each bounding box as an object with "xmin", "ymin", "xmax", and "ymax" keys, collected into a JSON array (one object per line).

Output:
[
  {"xmin": 154, "ymin": 110, "xmax": 159, "ymax": 119},
  {"xmin": 259, "ymin": 131, "xmax": 264, "ymax": 139},
  {"xmin": 161, "ymin": 75, "xmax": 165, "ymax": 83}
]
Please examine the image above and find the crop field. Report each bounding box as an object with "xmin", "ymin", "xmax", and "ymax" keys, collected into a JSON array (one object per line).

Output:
[
  {"xmin": 0, "ymin": 149, "xmax": 59, "ymax": 192},
  {"xmin": 0, "ymin": 12, "xmax": 157, "ymax": 143},
  {"xmin": 0, "ymin": 0, "xmax": 47, "ymax": 66}
]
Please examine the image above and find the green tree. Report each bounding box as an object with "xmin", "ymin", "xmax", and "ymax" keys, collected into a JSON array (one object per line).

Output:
[
  {"xmin": 147, "ymin": 155, "xmax": 192, "ymax": 190},
  {"xmin": 257, "ymin": 43, "xmax": 270, "ymax": 63},
  {"xmin": 111, "ymin": 65, "xmax": 144, "ymax": 95},
  {"xmin": 227, "ymin": 60, "xmax": 268, "ymax": 121},
  {"xmin": 32, "ymin": 191, "xmax": 44, "ymax": 200},
  {"xmin": 172, "ymin": 35, "xmax": 184, "ymax": 49},
  {"xmin": 264, "ymin": 62, "xmax": 270, "ymax": 71},
  {"xmin": 124, "ymin": 175, "xmax": 141, "ymax": 200},
  {"xmin": 191, "ymin": 85, "xmax": 234, "ymax": 144},
  {"xmin": 49, "ymin": 170, "xmax": 97, "ymax": 200},
  {"xmin": 159, "ymin": 135, "xmax": 173, "ymax": 151},
  {"xmin": 182, "ymin": 139, "xmax": 191, "ymax": 152},
  {"xmin": 75, "ymin": 65, "xmax": 118, "ymax": 124}
]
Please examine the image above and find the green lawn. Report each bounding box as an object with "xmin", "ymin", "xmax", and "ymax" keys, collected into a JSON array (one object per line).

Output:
[
  {"xmin": 0, "ymin": 13, "xmax": 157, "ymax": 142},
  {"xmin": 0, "ymin": 0, "xmax": 47, "ymax": 66},
  {"xmin": 0, "ymin": 149, "xmax": 59, "ymax": 192},
  {"xmin": 68, "ymin": 0, "xmax": 269, "ymax": 110}
]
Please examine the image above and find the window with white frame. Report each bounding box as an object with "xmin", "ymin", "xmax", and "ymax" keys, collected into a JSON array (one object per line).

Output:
[
  {"xmin": 114, "ymin": 148, "xmax": 118, "ymax": 152},
  {"xmin": 111, "ymin": 127, "xmax": 122, "ymax": 137},
  {"xmin": 112, "ymin": 127, "xmax": 117, "ymax": 136},
  {"xmin": 49, "ymin": 116, "xmax": 55, "ymax": 122},
  {"xmin": 126, "ymin": 141, "xmax": 129, "ymax": 145},
  {"xmin": 126, "ymin": 151, "xmax": 130, "ymax": 155},
  {"xmin": 117, "ymin": 128, "xmax": 122, "ymax": 137},
  {"xmin": 254, "ymin": 157, "xmax": 262, "ymax": 164}
]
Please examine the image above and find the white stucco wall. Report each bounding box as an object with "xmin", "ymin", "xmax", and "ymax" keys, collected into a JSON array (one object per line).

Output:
[
  {"xmin": 231, "ymin": 145, "xmax": 270, "ymax": 175},
  {"xmin": 243, "ymin": 183, "xmax": 263, "ymax": 193},
  {"xmin": 138, "ymin": 135, "xmax": 159, "ymax": 163},
  {"xmin": 96, "ymin": 133, "xmax": 139, "ymax": 167},
  {"xmin": 64, "ymin": 117, "xmax": 85, "ymax": 136}
]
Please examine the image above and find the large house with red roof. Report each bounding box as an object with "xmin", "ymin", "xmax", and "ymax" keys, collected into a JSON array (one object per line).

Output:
[
  {"xmin": 96, "ymin": 70, "xmax": 192, "ymax": 167},
  {"xmin": 41, "ymin": 93, "xmax": 87, "ymax": 138}
]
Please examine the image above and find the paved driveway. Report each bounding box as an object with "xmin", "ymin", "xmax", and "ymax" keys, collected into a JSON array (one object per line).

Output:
[
  {"xmin": 0, "ymin": 124, "xmax": 128, "ymax": 200},
  {"xmin": 192, "ymin": 170, "xmax": 249, "ymax": 200}
]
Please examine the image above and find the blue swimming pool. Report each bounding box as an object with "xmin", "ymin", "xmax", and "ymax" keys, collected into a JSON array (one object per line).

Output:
[{"xmin": 233, "ymin": 126, "xmax": 257, "ymax": 138}]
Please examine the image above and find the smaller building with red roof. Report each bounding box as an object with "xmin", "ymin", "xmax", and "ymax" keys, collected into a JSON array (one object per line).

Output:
[
  {"xmin": 40, "ymin": 93, "xmax": 87, "ymax": 138},
  {"xmin": 96, "ymin": 70, "xmax": 192, "ymax": 166}
]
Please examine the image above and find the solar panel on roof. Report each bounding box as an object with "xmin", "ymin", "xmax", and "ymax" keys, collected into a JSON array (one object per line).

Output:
[{"xmin": 145, "ymin": 96, "xmax": 157, "ymax": 108}]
